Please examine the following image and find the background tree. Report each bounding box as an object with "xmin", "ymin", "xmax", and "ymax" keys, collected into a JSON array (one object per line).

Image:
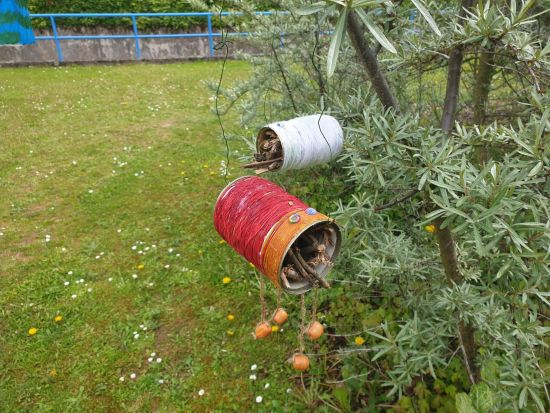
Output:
[{"xmin": 217, "ymin": 0, "xmax": 549, "ymax": 411}]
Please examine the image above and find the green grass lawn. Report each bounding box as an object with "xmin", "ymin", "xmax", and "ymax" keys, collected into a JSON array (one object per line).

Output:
[{"xmin": 0, "ymin": 62, "xmax": 316, "ymax": 412}]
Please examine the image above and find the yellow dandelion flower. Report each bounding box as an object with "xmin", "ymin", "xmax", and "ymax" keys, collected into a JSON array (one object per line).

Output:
[
  {"xmin": 203, "ymin": 164, "xmax": 209, "ymax": 168},
  {"xmin": 49, "ymin": 368, "xmax": 57, "ymax": 377},
  {"xmin": 354, "ymin": 336, "xmax": 365, "ymax": 345},
  {"xmin": 180, "ymin": 171, "xmax": 186, "ymax": 176},
  {"xmin": 28, "ymin": 327, "xmax": 38, "ymax": 336},
  {"xmin": 248, "ymin": 262, "xmax": 255, "ymax": 269},
  {"xmin": 424, "ymin": 224, "xmax": 436, "ymax": 233},
  {"xmin": 137, "ymin": 264, "xmax": 145, "ymax": 270},
  {"xmin": 227, "ymin": 329, "xmax": 234, "ymax": 336},
  {"xmin": 222, "ymin": 277, "xmax": 232, "ymax": 284},
  {"xmin": 54, "ymin": 315, "xmax": 63, "ymax": 322},
  {"xmin": 227, "ymin": 314, "xmax": 235, "ymax": 321},
  {"xmin": 218, "ymin": 239, "xmax": 226, "ymax": 244},
  {"xmin": 209, "ymin": 171, "xmax": 215, "ymax": 176},
  {"xmin": 271, "ymin": 325, "xmax": 279, "ymax": 332}
]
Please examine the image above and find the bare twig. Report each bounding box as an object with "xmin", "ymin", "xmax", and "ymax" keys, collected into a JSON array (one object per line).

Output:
[
  {"xmin": 242, "ymin": 157, "xmax": 283, "ymax": 168},
  {"xmin": 373, "ymin": 188, "xmax": 419, "ymax": 212},
  {"xmin": 457, "ymin": 321, "xmax": 477, "ymax": 385},
  {"xmin": 293, "ymin": 248, "xmax": 331, "ymax": 289}
]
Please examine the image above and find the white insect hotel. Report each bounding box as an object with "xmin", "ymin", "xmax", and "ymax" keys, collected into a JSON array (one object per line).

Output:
[{"xmin": 243, "ymin": 114, "xmax": 344, "ymax": 173}]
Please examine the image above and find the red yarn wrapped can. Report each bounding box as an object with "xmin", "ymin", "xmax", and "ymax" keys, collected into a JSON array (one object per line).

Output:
[{"xmin": 214, "ymin": 176, "xmax": 341, "ymax": 294}]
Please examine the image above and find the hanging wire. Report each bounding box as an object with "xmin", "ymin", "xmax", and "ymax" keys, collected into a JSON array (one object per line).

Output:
[
  {"xmin": 262, "ymin": 11, "xmax": 277, "ymax": 124},
  {"xmin": 312, "ymin": 4, "xmax": 333, "ymax": 160},
  {"xmin": 214, "ymin": 0, "xmax": 232, "ymax": 184}
]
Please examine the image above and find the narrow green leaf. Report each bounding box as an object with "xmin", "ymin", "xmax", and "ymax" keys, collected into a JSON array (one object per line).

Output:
[
  {"xmin": 327, "ymin": 8, "xmax": 349, "ymax": 78},
  {"xmin": 352, "ymin": 0, "xmax": 386, "ymax": 8},
  {"xmin": 355, "ymin": 8, "xmax": 397, "ymax": 54},
  {"xmin": 471, "ymin": 382, "xmax": 496, "ymax": 413},
  {"xmin": 519, "ymin": 386, "xmax": 528, "ymax": 408},
  {"xmin": 411, "ymin": 0, "xmax": 442, "ymax": 36},
  {"xmin": 372, "ymin": 345, "xmax": 393, "ymax": 361},
  {"xmin": 528, "ymin": 387, "xmax": 546, "ymax": 413},
  {"xmin": 295, "ymin": 2, "xmax": 326, "ymax": 16},
  {"xmin": 455, "ymin": 393, "xmax": 475, "ymax": 413},
  {"xmin": 516, "ymin": 0, "xmax": 537, "ymax": 23}
]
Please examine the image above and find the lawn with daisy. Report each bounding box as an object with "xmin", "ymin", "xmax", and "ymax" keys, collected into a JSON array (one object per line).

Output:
[{"xmin": 0, "ymin": 62, "xmax": 312, "ymax": 412}]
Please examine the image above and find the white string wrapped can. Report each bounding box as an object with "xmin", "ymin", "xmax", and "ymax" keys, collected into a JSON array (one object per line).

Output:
[{"xmin": 256, "ymin": 114, "xmax": 344, "ymax": 171}]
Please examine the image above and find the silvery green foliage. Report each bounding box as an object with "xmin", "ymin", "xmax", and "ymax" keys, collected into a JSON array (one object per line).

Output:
[
  {"xmin": 216, "ymin": 0, "xmax": 549, "ymax": 411},
  {"xmin": 334, "ymin": 102, "xmax": 549, "ymax": 411}
]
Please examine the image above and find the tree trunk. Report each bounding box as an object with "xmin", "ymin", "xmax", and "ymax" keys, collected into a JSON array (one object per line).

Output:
[
  {"xmin": 346, "ymin": 11, "xmax": 400, "ymax": 112},
  {"xmin": 441, "ymin": 0, "xmax": 476, "ymax": 133},
  {"xmin": 473, "ymin": 48, "xmax": 495, "ymax": 125},
  {"xmin": 437, "ymin": 0, "xmax": 479, "ymax": 384},
  {"xmin": 441, "ymin": 47, "xmax": 465, "ymax": 132}
]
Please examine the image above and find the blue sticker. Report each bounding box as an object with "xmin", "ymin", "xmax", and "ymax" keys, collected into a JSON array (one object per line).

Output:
[{"xmin": 305, "ymin": 208, "xmax": 317, "ymax": 215}]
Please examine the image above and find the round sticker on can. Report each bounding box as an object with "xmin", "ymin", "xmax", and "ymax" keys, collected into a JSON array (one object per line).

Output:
[{"xmin": 289, "ymin": 213, "xmax": 301, "ymax": 223}]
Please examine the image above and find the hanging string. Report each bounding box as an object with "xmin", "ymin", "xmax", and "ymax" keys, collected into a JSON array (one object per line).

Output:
[
  {"xmin": 259, "ymin": 276, "xmax": 267, "ymax": 323},
  {"xmin": 275, "ymin": 286, "xmax": 282, "ymax": 310},
  {"xmin": 299, "ymin": 293, "xmax": 306, "ymax": 353},
  {"xmin": 311, "ymin": 284, "xmax": 319, "ymax": 322},
  {"xmin": 214, "ymin": 0, "xmax": 231, "ymax": 184}
]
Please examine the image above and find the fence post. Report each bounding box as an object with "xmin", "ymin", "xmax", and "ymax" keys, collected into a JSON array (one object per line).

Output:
[
  {"xmin": 207, "ymin": 13, "xmax": 214, "ymax": 57},
  {"xmin": 131, "ymin": 16, "xmax": 141, "ymax": 60},
  {"xmin": 50, "ymin": 16, "xmax": 63, "ymax": 64}
]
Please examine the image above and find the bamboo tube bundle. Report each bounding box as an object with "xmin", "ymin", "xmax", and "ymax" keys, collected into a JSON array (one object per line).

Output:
[
  {"xmin": 213, "ymin": 176, "xmax": 341, "ymax": 294},
  {"xmin": 242, "ymin": 114, "xmax": 344, "ymax": 173}
]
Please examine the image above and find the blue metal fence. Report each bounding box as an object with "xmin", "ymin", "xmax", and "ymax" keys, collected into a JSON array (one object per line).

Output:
[{"xmin": 29, "ymin": 12, "xmax": 276, "ymax": 63}]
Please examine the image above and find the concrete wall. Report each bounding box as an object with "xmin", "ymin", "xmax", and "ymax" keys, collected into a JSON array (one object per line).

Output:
[{"xmin": 0, "ymin": 28, "xmax": 250, "ymax": 66}]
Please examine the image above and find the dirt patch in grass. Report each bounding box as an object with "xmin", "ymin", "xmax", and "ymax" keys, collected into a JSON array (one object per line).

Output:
[
  {"xmin": 154, "ymin": 289, "xmax": 197, "ymax": 358},
  {"xmin": 0, "ymin": 251, "xmax": 32, "ymax": 264}
]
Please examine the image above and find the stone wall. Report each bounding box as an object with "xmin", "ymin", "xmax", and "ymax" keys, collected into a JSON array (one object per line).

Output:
[{"xmin": 0, "ymin": 28, "xmax": 250, "ymax": 66}]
